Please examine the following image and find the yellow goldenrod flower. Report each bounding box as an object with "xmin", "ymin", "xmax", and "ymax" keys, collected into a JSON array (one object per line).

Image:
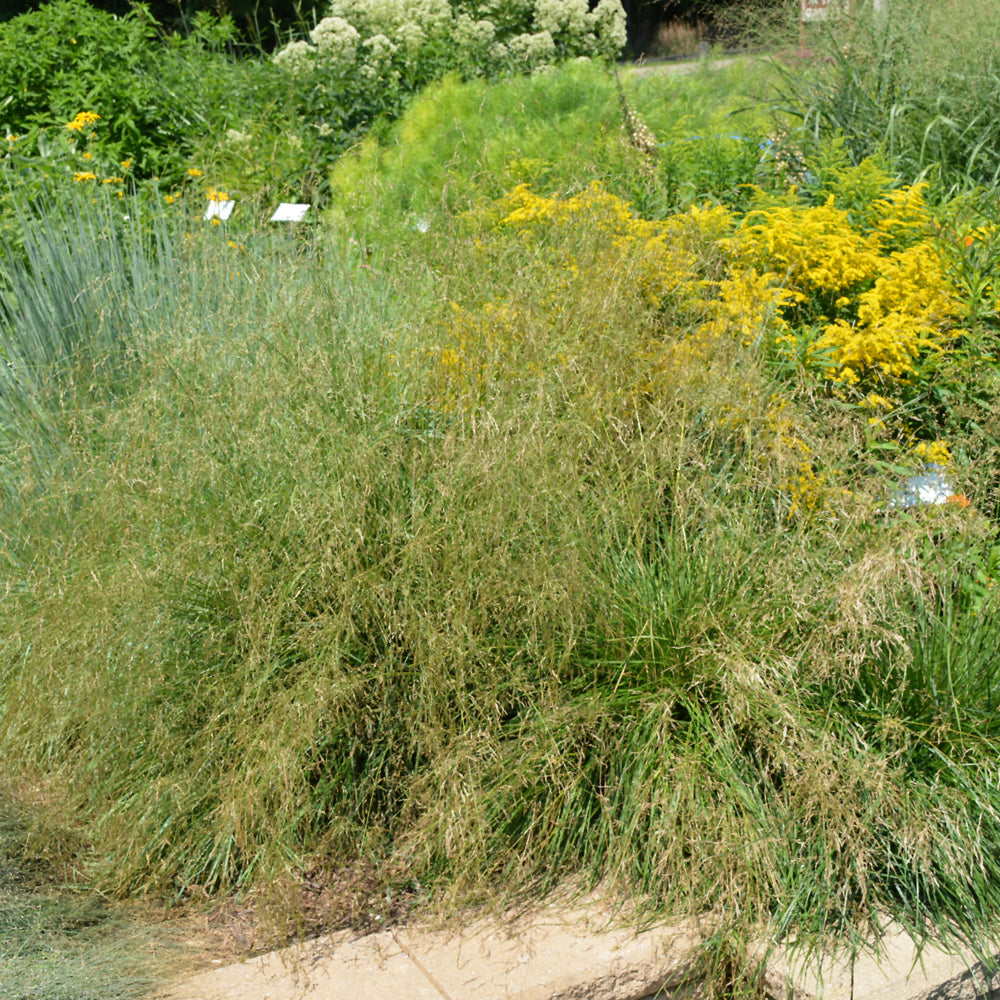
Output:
[
  {"xmin": 121, "ymin": 158, "xmax": 133, "ymax": 171},
  {"xmin": 164, "ymin": 194, "xmax": 177, "ymax": 205},
  {"xmin": 186, "ymin": 168, "xmax": 203, "ymax": 178}
]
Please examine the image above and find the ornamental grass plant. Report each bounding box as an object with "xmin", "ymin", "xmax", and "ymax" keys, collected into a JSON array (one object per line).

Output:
[{"xmin": 766, "ymin": 0, "xmax": 1000, "ymax": 195}]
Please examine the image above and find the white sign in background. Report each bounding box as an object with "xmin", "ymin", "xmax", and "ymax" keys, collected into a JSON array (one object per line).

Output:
[
  {"xmin": 801, "ymin": 0, "xmax": 842, "ymax": 21},
  {"xmin": 204, "ymin": 199, "xmax": 236, "ymax": 221}
]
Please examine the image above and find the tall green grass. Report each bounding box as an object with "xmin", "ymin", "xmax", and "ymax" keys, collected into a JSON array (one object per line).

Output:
[{"xmin": 771, "ymin": 0, "xmax": 1000, "ymax": 195}]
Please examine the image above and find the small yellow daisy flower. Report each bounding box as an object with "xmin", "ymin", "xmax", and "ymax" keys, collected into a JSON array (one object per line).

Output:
[{"xmin": 66, "ymin": 111, "xmax": 100, "ymax": 131}]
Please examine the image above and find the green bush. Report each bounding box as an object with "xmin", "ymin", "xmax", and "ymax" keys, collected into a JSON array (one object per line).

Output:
[
  {"xmin": 0, "ymin": 0, "xmax": 161, "ymax": 172},
  {"xmin": 0, "ymin": 0, "xmax": 307, "ymax": 191},
  {"xmin": 327, "ymin": 58, "xmax": 778, "ymax": 239}
]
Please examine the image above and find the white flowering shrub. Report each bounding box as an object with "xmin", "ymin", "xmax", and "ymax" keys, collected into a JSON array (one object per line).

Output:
[{"xmin": 273, "ymin": 0, "xmax": 626, "ymax": 149}]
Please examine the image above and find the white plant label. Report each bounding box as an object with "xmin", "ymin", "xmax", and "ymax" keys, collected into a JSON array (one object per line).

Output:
[
  {"xmin": 205, "ymin": 199, "xmax": 235, "ymax": 221},
  {"xmin": 270, "ymin": 203, "xmax": 310, "ymax": 222}
]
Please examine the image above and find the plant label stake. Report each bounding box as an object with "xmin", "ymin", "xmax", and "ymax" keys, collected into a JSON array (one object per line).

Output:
[
  {"xmin": 270, "ymin": 204, "xmax": 310, "ymax": 223},
  {"xmin": 204, "ymin": 199, "xmax": 235, "ymax": 221}
]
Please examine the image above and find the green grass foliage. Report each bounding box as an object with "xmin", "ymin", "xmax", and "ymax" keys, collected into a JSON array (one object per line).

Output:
[
  {"xmin": 0, "ymin": 796, "xmax": 173, "ymax": 1000},
  {"xmin": 773, "ymin": 0, "xmax": 1000, "ymax": 195}
]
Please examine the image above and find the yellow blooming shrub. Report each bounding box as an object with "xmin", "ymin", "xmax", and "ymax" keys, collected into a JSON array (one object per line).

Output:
[
  {"xmin": 424, "ymin": 168, "xmax": 994, "ymax": 516},
  {"xmin": 698, "ymin": 268, "xmax": 795, "ymax": 346},
  {"xmin": 495, "ymin": 181, "xmax": 654, "ymax": 240},
  {"xmin": 817, "ymin": 242, "xmax": 962, "ymax": 383},
  {"xmin": 738, "ymin": 197, "xmax": 884, "ymax": 305}
]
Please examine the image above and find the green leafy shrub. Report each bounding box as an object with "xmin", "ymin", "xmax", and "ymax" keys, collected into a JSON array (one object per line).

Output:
[
  {"xmin": 0, "ymin": 0, "xmax": 161, "ymax": 171},
  {"xmin": 0, "ymin": 1, "xmax": 311, "ymax": 194}
]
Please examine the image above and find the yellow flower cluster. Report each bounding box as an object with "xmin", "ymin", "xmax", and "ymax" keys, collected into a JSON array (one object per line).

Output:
[
  {"xmin": 817, "ymin": 241, "xmax": 960, "ymax": 384},
  {"xmin": 495, "ymin": 181, "xmax": 657, "ymax": 241},
  {"xmin": 733, "ymin": 181, "xmax": 966, "ymax": 386},
  {"xmin": 740, "ymin": 197, "xmax": 883, "ymax": 303},
  {"xmin": 66, "ymin": 111, "xmax": 100, "ymax": 131},
  {"xmin": 429, "ymin": 301, "xmax": 524, "ymax": 412},
  {"xmin": 911, "ymin": 439, "xmax": 954, "ymax": 466}
]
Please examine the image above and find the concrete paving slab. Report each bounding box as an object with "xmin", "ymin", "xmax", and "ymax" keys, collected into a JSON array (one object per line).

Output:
[
  {"xmin": 163, "ymin": 903, "xmax": 699, "ymax": 1000},
  {"xmin": 163, "ymin": 909, "xmax": 1000, "ymax": 1000},
  {"xmin": 765, "ymin": 928, "xmax": 1000, "ymax": 1000},
  {"xmin": 163, "ymin": 928, "xmax": 418, "ymax": 1000},
  {"xmin": 391, "ymin": 907, "xmax": 699, "ymax": 1000}
]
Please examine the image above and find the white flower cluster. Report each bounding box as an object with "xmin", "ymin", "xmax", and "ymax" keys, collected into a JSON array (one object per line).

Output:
[
  {"xmin": 327, "ymin": 0, "xmax": 452, "ymax": 43},
  {"xmin": 533, "ymin": 0, "xmax": 588, "ymax": 41},
  {"xmin": 272, "ymin": 39, "xmax": 315, "ymax": 75},
  {"xmin": 273, "ymin": 0, "xmax": 626, "ymax": 87},
  {"xmin": 453, "ymin": 13, "xmax": 497, "ymax": 51},
  {"xmin": 507, "ymin": 28, "xmax": 556, "ymax": 69},
  {"xmin": 311, "ymin": 16, "xmax": 361, "ymax": 68},
  {"xmin": 589, "ymin": 0, "xmax": 627, "ymax": 59}
]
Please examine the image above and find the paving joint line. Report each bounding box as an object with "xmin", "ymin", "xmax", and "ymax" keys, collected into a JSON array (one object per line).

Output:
[{"xmin": 391, "ymin": 927, "xmax": 457, "ymax": 1000}]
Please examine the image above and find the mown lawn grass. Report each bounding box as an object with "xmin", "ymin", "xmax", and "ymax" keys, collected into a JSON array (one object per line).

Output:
[{"xmin": 0, "ymin": 794, "xmax": 177, "ymax": 1000}]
